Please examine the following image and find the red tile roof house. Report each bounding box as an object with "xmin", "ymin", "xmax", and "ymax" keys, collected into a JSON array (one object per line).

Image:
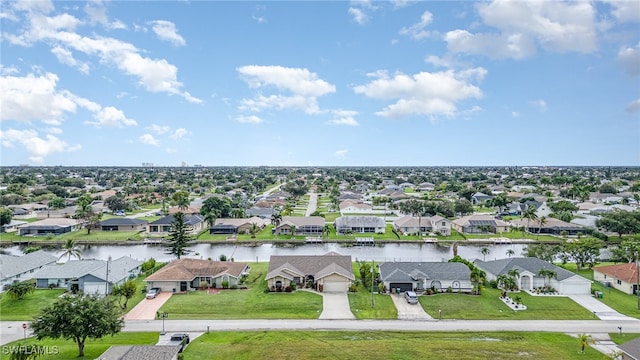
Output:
[
  {"xmin": 593, "ymin": 263, "xmax": 639, "ymax": 295},
  {"xmin": 145, "ymin": 259, "xmax": 250, "ymax": 293}
]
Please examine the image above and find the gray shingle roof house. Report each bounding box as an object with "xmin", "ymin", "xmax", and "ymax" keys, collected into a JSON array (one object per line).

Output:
[
  {"xmin": 17, "ymin": 218, "xmax": 82, "ymax": 236},
  {"xmin": 266, "ymin": 252, "xmax": 354, "ymax": 293},
  {"xmin": 145, "ymin": 259, "xmax": 250, "ymax": 292},
  {"xmin": 32, "ymin": 256, "xmax": 142, "ymax": 296},
  {"xmin": 393, "ymin": 215, "xmax": 451, "ymax": 236},
  {"xmin": 378, "ymin": 262, "xmax": 472, "ymax": 293},
  {"xmin": 147, "ymin": 214, "xmax": 206, "ymax": 235},
  {"xmin": 451, "ymin": 214, "xmax": 509, "ymax": 234},
  {"xmin": 274, "ymin": 216, "xmax": 325, "ymax": 236},
  {"xmin": 99, "ymin": 218, "xmax": 148, "ymax": 231},
  {"xmin": 618, "ymin": 336, "xmax": 640, "ymax": 360},
  {"xmin": 245, "ymin": 206, "xmax": 277, "ymax": 218},
  {"xmin": 98, "ymin": 345, "xmax": 181, "ymax": 360},
  {"xmin": 210, "ymin": 217, "xmax": 269, "ymax": 235},
  {"xmin": 0, "ymin": 250, "xmax": 57, "ymax": 288},
  {"xmin": 335, "ymin": 216, "xmax": 386, "ymax": 234},
  {"xmin": 474, "ymin": 257, "xmax": 591, "ymax": 294}
]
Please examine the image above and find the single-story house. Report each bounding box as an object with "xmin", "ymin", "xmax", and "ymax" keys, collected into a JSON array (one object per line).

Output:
[
  {"xmin": 266, "ymin": 252, "xmax": 354, "ymax": 293},
  {"xmin": 6, "ymin": 207, "xmax": 37, "ymax": 219},
  {"xmin": 147, "ymin": 214, "xmax": 206, "ymax": 235},
  {"xmin": 0, "ymin": 219, "xmax": 28, "ymax": 233},
  {"xmin": 339, "ymin": 200, "xmax": 373, "ymax": 214},
  {"xmin": 451, "ymin": 214, "xmax": 509, "ymax": 234},
  {"xmin": 17, "ymin": 218, "xmax": 83, "ymax": 236},
  {"xmin": 245, "ymin": 206, "xmax": 277, "ymax": 218},
  {"xmin": 593, "ymin": 263, "xmax": 638, "ymax": 295},
  {"xmin": 471, "ymin": 192, "xmax": 493, "ymax": 205},
  {"xmin": 0, "ymin": 250, "xmax": 58, "ymax": 289},
  {"xmin": 274, "ymin": 216, "xmax": 325, "ymax": 236},
  {"xmin": 98, "ymin": 345, "xmax": 181, "ymax": 360},
  {"xmin": 393, "ymin": 215, "xmax": 452, "ymax": 236},
  {"xmin": 145, "ymin": 258, "xmax": 250, "ymax": 292},
  {"xmin": 415, "ymin": 182, "xmax": 435, "ymax": 192},
  {"xmin": 334, "ymin": 216, "xmax": 386, "ymax": 234},
  {"xmin": 378, "ymin": 262, "xmax": 472, "ymax": 293},
  {"xmin": 618, "ymin": 336, "xmax": 640, "ymax": 360},
  {"xmin": 210, "ymin": 217, "xmax": 269, "ymax": 234},
  {"xmin": 474, "ymin": 257, "xmax": 591, "ymax": 295},
  {"xmin": 99, "ymin": 218, "xmax": 148, "ymax": 231},
  {"xmin": 510, "ymin": 217, "xmax": 584, "ymax": 236},
  {"xmin": 32, "ymin": 256, "xmax": 142, "ymax": 295}
]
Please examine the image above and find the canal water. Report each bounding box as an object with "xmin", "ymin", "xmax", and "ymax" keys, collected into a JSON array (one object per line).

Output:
[{"xmin": 1, "ymin": 242, "xmax": 528, "ymax": 263}]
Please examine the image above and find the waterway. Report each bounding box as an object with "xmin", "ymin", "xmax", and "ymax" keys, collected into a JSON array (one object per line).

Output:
[{"xmin": 2, "ymin": 242, "xmax": 529, "ymax": 263}]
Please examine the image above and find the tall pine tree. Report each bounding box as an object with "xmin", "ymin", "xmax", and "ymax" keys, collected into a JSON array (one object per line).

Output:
[{"xmin": 165, "ymin": 212, "xmax": 193, "ymax": 259}]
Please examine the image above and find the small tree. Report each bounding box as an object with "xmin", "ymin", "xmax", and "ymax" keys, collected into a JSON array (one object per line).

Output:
[
  {"xmin": 57, "ymin": 239, "xmax": 82, "ymax": 261},
  {"xmin": 165, "ymin": 212, "xmax": 193, "ymax": 259},
  {"xmin": 31, "ymin": 293, "xmax": 123, "ymax": 357},
  {"xmin": 111, "ymin": 280, "xmax": 138, "ymax": 309},
  {"xmin": 577, "ymin": 333, "xmax": 595, "ymax": 354},
  {"xmin": 6, "ymin": 280, "xmax": 36, "ymax": 300},
  {"xmin": 481, "ymin": 247, "xmax": 490, "ymax": 261},
  {"xmin": 0, "ymin": 207, "xmax": 14, "ymax": 226}
]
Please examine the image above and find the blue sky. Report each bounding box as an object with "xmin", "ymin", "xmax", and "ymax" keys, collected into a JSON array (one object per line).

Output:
[{"xmin": 1, "ymin": 0, "xmax": 639, "ymax": 167}]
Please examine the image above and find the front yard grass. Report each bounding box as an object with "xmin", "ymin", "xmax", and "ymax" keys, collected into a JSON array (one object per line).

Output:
[
  {"xmin": 419, "ymin": 288, "xmax": 594, "ymax": 320},
  {"xmin": 348, "ymin": 291, "xmax": 396, "ymax": 319},
  {"xmin": 0, "ymin": 289, "xmax": 66, "ymax": 320},
  {"xmin": 610, "ymin": 333, "xmax": 640, "ymax": 344},
  {"xmin": 184, "ymin": 331, "xmax": 608, "ymax": 360},
  {"xmin": 158, "ymin": 263, "xmax": 323, "ymax": 319},
  {"xmin": 3, "ymin": 332, "xmax": 158, "ymax": 359}
]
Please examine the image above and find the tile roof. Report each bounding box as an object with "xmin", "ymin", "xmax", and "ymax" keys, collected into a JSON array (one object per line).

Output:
[
  {"xmin": 593, "ymin": 263, "xmax": 638, "ymax": 284},
  {"xmin": 145, "ymin": 259, "xmax": 249, "ymax": 281}
]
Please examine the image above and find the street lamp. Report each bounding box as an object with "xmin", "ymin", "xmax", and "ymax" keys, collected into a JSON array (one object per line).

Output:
[{"xmin": 160, "ymin": 312, "xmax": 169, "ymax": 335}]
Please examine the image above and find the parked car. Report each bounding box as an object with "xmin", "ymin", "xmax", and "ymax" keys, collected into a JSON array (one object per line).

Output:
[
  {"xmin": 404, "ymin": 291, "xmax": 418, "ymax": 304},
  {"xmin": 146, "ymin": 287, "xmax": 161, "ymax": 299},
  {"xmin": 169, "ymin": 333, "xmax": 190, "ymax": 353}
]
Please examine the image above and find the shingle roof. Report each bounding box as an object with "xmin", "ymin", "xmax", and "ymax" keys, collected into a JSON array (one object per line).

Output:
[
  {"xmin": 98, "ymin": 345, "xmax": 181, "ymax": 360},
  {"xmin": 266, "ymin": 253, "xmax": 354, "ymax": 281},
  {"xmin": 379, "ymin": 262, "xmax": 470, "ymax": 282},
  {"xmin": 474, "ymin": 257, "xmax": 587, "ymax": 281},
  {"xmin": 335, "ymin": 216, "xmax": 385, "ymax": 228},
  {"xmin": 99, "ymin": 218, "xmax": 148, "ymax": 226},
  {"xmin": 145, "ymin": 259, "xmax": 249, "ymax": 281},
  {"xmin": 618, "ymin": 337, "xmax": 640, "ymax": 360},
  {"xmin": 0, "ymin": 250, "xmax": 57, "ymax": 279},
  {"xmin": 150, "ymin": 214, "xmax": 205, "ymax": 226},
  {"xmin": 279, "ymin": 216, "xmax": 325, "ymax": 227},
  {"xmin": 32, "ymin": 256, "xmax": 141, "ymax": 283}
]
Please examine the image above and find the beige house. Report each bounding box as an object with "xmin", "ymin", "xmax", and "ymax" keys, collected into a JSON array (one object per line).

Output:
[
  {"xmin": 451, "ymin": 214, "xmax": 509, "ymax": 234},
  {"xmin": 274, "ymin": 216, "xmax": 325, "ymax": 236},
  {"xmin": 593, "ymin": 263, "xmax": 639, "ymax": 295},
  {"xmin": 393, "ymin": 215, "xmax": 451, "ymax": 236},
  {"xmin": 266, "ymin": 252, "xmax": 354, "ymax": 293},
  {"xmin": 339, "ymin": 200, "xmax": 373, "ymax": 214},
  {"xmin": 210, "ymin": 217, "xmax": 269, "ymax": 234},
  {"xmin": 145, "ymin": 259, "xmax": 250, "ymax": 292}
]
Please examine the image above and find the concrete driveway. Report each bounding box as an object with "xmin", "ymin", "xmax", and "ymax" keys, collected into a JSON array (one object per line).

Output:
[
  {"xmin": 569, "ymin": 295, "xmax": 635, "ymax": 321},
  {"xmin": 124, "ymin": 292, "xmax": 172, "ymax": 320},
  {"xmin": 319, "ymin": 293, "xmax": 355, "ymax": 320},
  {"xmin": 390, "ymin": 293, "xmax": 433, "ymax": 320}
]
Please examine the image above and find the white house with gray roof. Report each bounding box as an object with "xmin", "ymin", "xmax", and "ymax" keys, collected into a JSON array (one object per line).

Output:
[
  {"xmin": 335, "ymin": 216, "xmax": 386, "ymax": 234},
  {"xmin": 474, "ymin": 257, "xmax": 591, "ymax": 295},
  {"xmin": 32, "ymin": 256, "xmax": 142, "ymax": 295},
  {"xmin": 378, "ymin": 262, "xmax": 472, "ymax": 293},
  {"xmin": 0, "ymin": 250, "xmax": 57, "ymax": 289}
]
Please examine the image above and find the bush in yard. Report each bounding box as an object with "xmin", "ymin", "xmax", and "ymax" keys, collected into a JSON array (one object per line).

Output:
[
  {"xmin": 221, "ymin": 280, "xmax": 229, "ymax": 289},
  {"xmin": 290, "ymin": 282, "xmax": 297, "ymax": 291},
  {"xmin": 6, "ymin": 280, "xmax": 36, "ymax": 300},
  {"xmin": 141, "ymin": 258, "xmax": 156, "ymax": 272},
  {"xmin": 200, "ymin": 281, "xmax": 209, "ymax": 289},
  {"xmin": 285, "ymin": 286, "xmax": 292, "ymax": 292},
  {"xmin": 231, "ymin": 284, "xmax": 238, "ymax": 289}
]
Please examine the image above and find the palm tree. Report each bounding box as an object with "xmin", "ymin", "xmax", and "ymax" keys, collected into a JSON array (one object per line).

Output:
[
  {"xmin": 249, "ymin": 223, "xmax": 259, "ymax": 238},
  {"xmin": 271, "ymin": 212, "xmax": 282, "ymax": 238},
  {"xmin": 506, "ymin": 249, "xmax": 515, "ymax": 258},
  {"xmin": 536, "ymin": 216, "xmax": 547, "ymax": 240},
  {"xmin": 58, "ymin": 239, "xmax": 82, "ymax": 261},
  {"xmin": 577, "ymin": 333, "xmax": 594, "ymax": 354},
  {"xmin": 323, "ymin": 224, "xmax": 333, "ymax": 239},
  {"xmin": 522, "ymin": 205, "xmax": 538, "ymax": 234},
  {"xmin": 538, "ymin": 268, "xmax": 557, "ymax": 289},
  {"xmin": 289, "ymin": 225, "xmax": 297, "ymax": 239},
  {"xmin": 507, "ymin": 269, "xmax": 520, "ymax": 290},
  {"xmin": 481, "ymin": 247, "xmax": 490, "ymax": 261},
  {"xmin": 470, "ymin": 268, "xmax": 486, "ymax": 295}
]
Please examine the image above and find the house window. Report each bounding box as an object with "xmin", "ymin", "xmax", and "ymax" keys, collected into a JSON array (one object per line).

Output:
[
  {"xmin": 604, "ymin": 275, "xmax": 607, "ymax": 279},
  {"xmin": 15, "ymin": 274, "xmax": 20, "ymax": 279},
  {"xmin": 442, "ymin": 221, "xmax": 446, "ymax": 226},
  {"xmin": 617, "ymin": 280, "xmax": 622, "ymax": 285}
]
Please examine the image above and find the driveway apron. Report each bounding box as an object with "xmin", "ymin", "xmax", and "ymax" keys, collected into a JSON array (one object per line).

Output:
[
  {"xmin": 569, "ymin": 295, "xmax": 635, "ymax": 321},
  {"xmin": 390, "ymin": 293, "xmax": 433, "ymax": 320},
  {"xmin": 124, "ymin": 292, "xmax": 172, "ymax": 320},
  {"xmin": 319, "ymin": 293, "xmax": 355, "ymax": 320}
]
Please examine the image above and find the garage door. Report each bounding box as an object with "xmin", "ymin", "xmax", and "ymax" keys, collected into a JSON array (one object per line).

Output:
[
  {"xmin": 562, "ymin": 282, "xmax": 590, "ymax": 295},
  {"xmin": 84, "ymin": 282, "xmax": 106, "ymax": 296},
  {"xmin": 389, "ymin": 283, "xmax": 413, "ymax": 292},
  {"xmin": 323, "ymin": 281, "xmax": 348, "ymax": 293}
]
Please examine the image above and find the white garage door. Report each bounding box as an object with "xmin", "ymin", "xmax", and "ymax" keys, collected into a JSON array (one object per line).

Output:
[
  {"xmin": 84, "ymin": 282, "xmax": 106, "ymax": 296},
  {"xmin": 323, "ymin": 281, "xmax": 348, "ymax": 293},
  {"xmin": 562, "ymin": 282, "xmax": 590, "ymax": 295}
]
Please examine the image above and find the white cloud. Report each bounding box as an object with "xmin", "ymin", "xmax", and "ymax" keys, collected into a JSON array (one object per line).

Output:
[
  {"xmin": 139, "ymin": 133, "xmax": 159, "ymax": 146},
  {"xmin": 5, "ymin": 4, "xmax": 201, "ymax": 103},
  {"xmin": 45, "ymin": 127, "xmax": 63, "ymax": 134},
  {"xmin": 511, "ymin": 111, "xmax": 520, "ymax": 118},
  {"xmin": 626, "ymin": 98, "xmax": 640, "ymax": 113},
  {"xmin": 51, "ymin": 46, "xmax": 90, "ymax": 73},
  {"xmin": 425, "ymin": 55, "xmax": 454, "ymax": 68},
  {"xmin": 353, "ymin": 68, "xmax": 485, "ymax": 119},
  {"xmin": 348, "ymin": 7, "xmax": 368, "ymax": 25},
  {"xmin": 87, "ymin": 106, "xmax": 137, "ymax": 127},
  {"xmin": 235, "ymin": 115, "xmax": 263, "ymax": 124},
  {"xmin": 617, "ymin": 43, "xmax": 640, "ymax": 76},
  {"xmin": 327, "ymin": 110, "xmax": 359, "ymax": 126},
  {"xmin": 445, "ymin": 30, "xmax": 536, "ymax": 59},
  {"xmin": 237, "ymin": 65, "xmax": 335, "ymax": 114},
  {"xmin": 399, "ymin": 11, "xmax": 433, "ymax": 40},
  {"xmin": 148, "ymin": 20, "xmax": 186, "ymax": 46},
  {"xmin": 605, "ymin": 0, "xmax": 640, "ymax": 23},
  {"xmin": 147, "ymin": 124, "xmax": 170, "ymax": 134},
  {"xmin": 530, "ymin": 99, "xmax": 548, "ymax": 111},
  {"xmin": 0, "ymin": 128, "xmax": 80, "ymax": 163},
  {"xmin": 334, "ymin": 149, "xmax": 349, "ymax": 158},
  {"xmin": 170, "ymin": 128, "xmax": 188, "ymax": 139}
]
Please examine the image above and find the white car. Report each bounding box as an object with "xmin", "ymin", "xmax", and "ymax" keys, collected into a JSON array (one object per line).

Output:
[{"xmin": 146, "ymin": 287, "xmax": 160, "ymax": 299}]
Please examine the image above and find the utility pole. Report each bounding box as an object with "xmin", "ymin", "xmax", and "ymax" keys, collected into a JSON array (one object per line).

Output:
[
  {"xmin": 105, "ymin": 256, "xmax": 111, "ymax": 296},
  {"xmin": 371, "ymin": 262, "xmax": 375, "ymax": 308}
]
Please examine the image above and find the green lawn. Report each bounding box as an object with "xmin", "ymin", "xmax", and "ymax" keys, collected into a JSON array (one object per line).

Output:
[
  {"xmin": 0, "ymin": 289, "xmax": 66, "ymax": 320},
  {"xmin": 610, "ymin": 333, "xmax": 640, "ymax": 345},
  {"xmin": 3, "ymin": 332, "xmax": 158, "ymax": 359},
  {"xmin": 419, "ymin": 288, "xmax": 594, "ymax": 320},
  {"xmin": 158, "ymin": 263, "xmax": 323, "ymax": 319},
  {"xmin": 183, "ymin": 331, "xmax": 608, "ymax": 360},
  {"xmin": 348, "ymin": 291, "xmax": 396, "ymax": 319}
]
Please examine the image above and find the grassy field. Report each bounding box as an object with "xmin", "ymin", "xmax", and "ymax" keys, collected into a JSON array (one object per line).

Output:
[
  {"xmin": 158, "ymin": 263, "xmax": 323, "ymax": 319},
  {"xmin": 183, "ymin": 331, "xmax": 608, "ymax": 360},
  {"xmin": 0, "ymin": 289, "xmax": 65, "ymax": 320},
  {"xmin": 2, "ymin": 332, "xmax": 158, "ymax": 359},
  {"xmin": 419, "ymin": 288, "xmax": 594, "ymax": 320}
]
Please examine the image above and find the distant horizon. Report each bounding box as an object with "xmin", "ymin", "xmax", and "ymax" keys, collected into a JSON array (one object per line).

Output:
[
  {"xmin": 1, "ymin": 164, "xmax": 639, "ymax": 169},
  {"xmin": 1, "ymin": 1, "xmax": 638, "ymax": 166}
]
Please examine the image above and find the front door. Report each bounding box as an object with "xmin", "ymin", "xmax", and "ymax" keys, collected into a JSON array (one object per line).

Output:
[{"xmin": 180, "ymin": 282, "xmax": 187, "ymax": 291}]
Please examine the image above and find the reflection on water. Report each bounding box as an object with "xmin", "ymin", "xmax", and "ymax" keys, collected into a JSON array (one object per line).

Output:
[{"xmin": 3, "ymin": 242, "xmax": 529, "ymax": 263}]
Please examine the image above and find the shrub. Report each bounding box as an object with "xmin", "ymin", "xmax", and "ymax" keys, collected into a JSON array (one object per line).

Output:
[
  {"xmin": 221, "ymin": 280, "xmax": 229, "ymax": 289},
  {"xmin": 488, "ymin": 279, "xmax": 498, "ymax": 289},
  {"xmin": 219, "ymin": 254, "xmax": 227, "ymax": 261},
  {"xmin": 230, "ymin": 284, "xmax": 238, "ymax": 290},
  {"xmin": 141, "ymin": 258, "xmax": 156, "ymax": 272},
  {"xmin": 446, "ymin": 286, "xmax": 453, "ymax": 293},
  {"xmin": 212, "ymin": 282, "xmax": 217, "ymax": 289},
  {"xmin": 200, "ymin": 281, "xmax": 209, "ymax": 289},
  {"xmin": 285, "ymin": 286, "xmax": 292, "ymax": 292},
  {"xmin": 290, "ymin": 282, "xmax": 297, "ymax": 291}
]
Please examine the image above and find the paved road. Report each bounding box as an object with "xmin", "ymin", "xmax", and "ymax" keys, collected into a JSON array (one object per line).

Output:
[{"xmin": 305, "ymin": 191, "xmax": 318, "ymax": 217}]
